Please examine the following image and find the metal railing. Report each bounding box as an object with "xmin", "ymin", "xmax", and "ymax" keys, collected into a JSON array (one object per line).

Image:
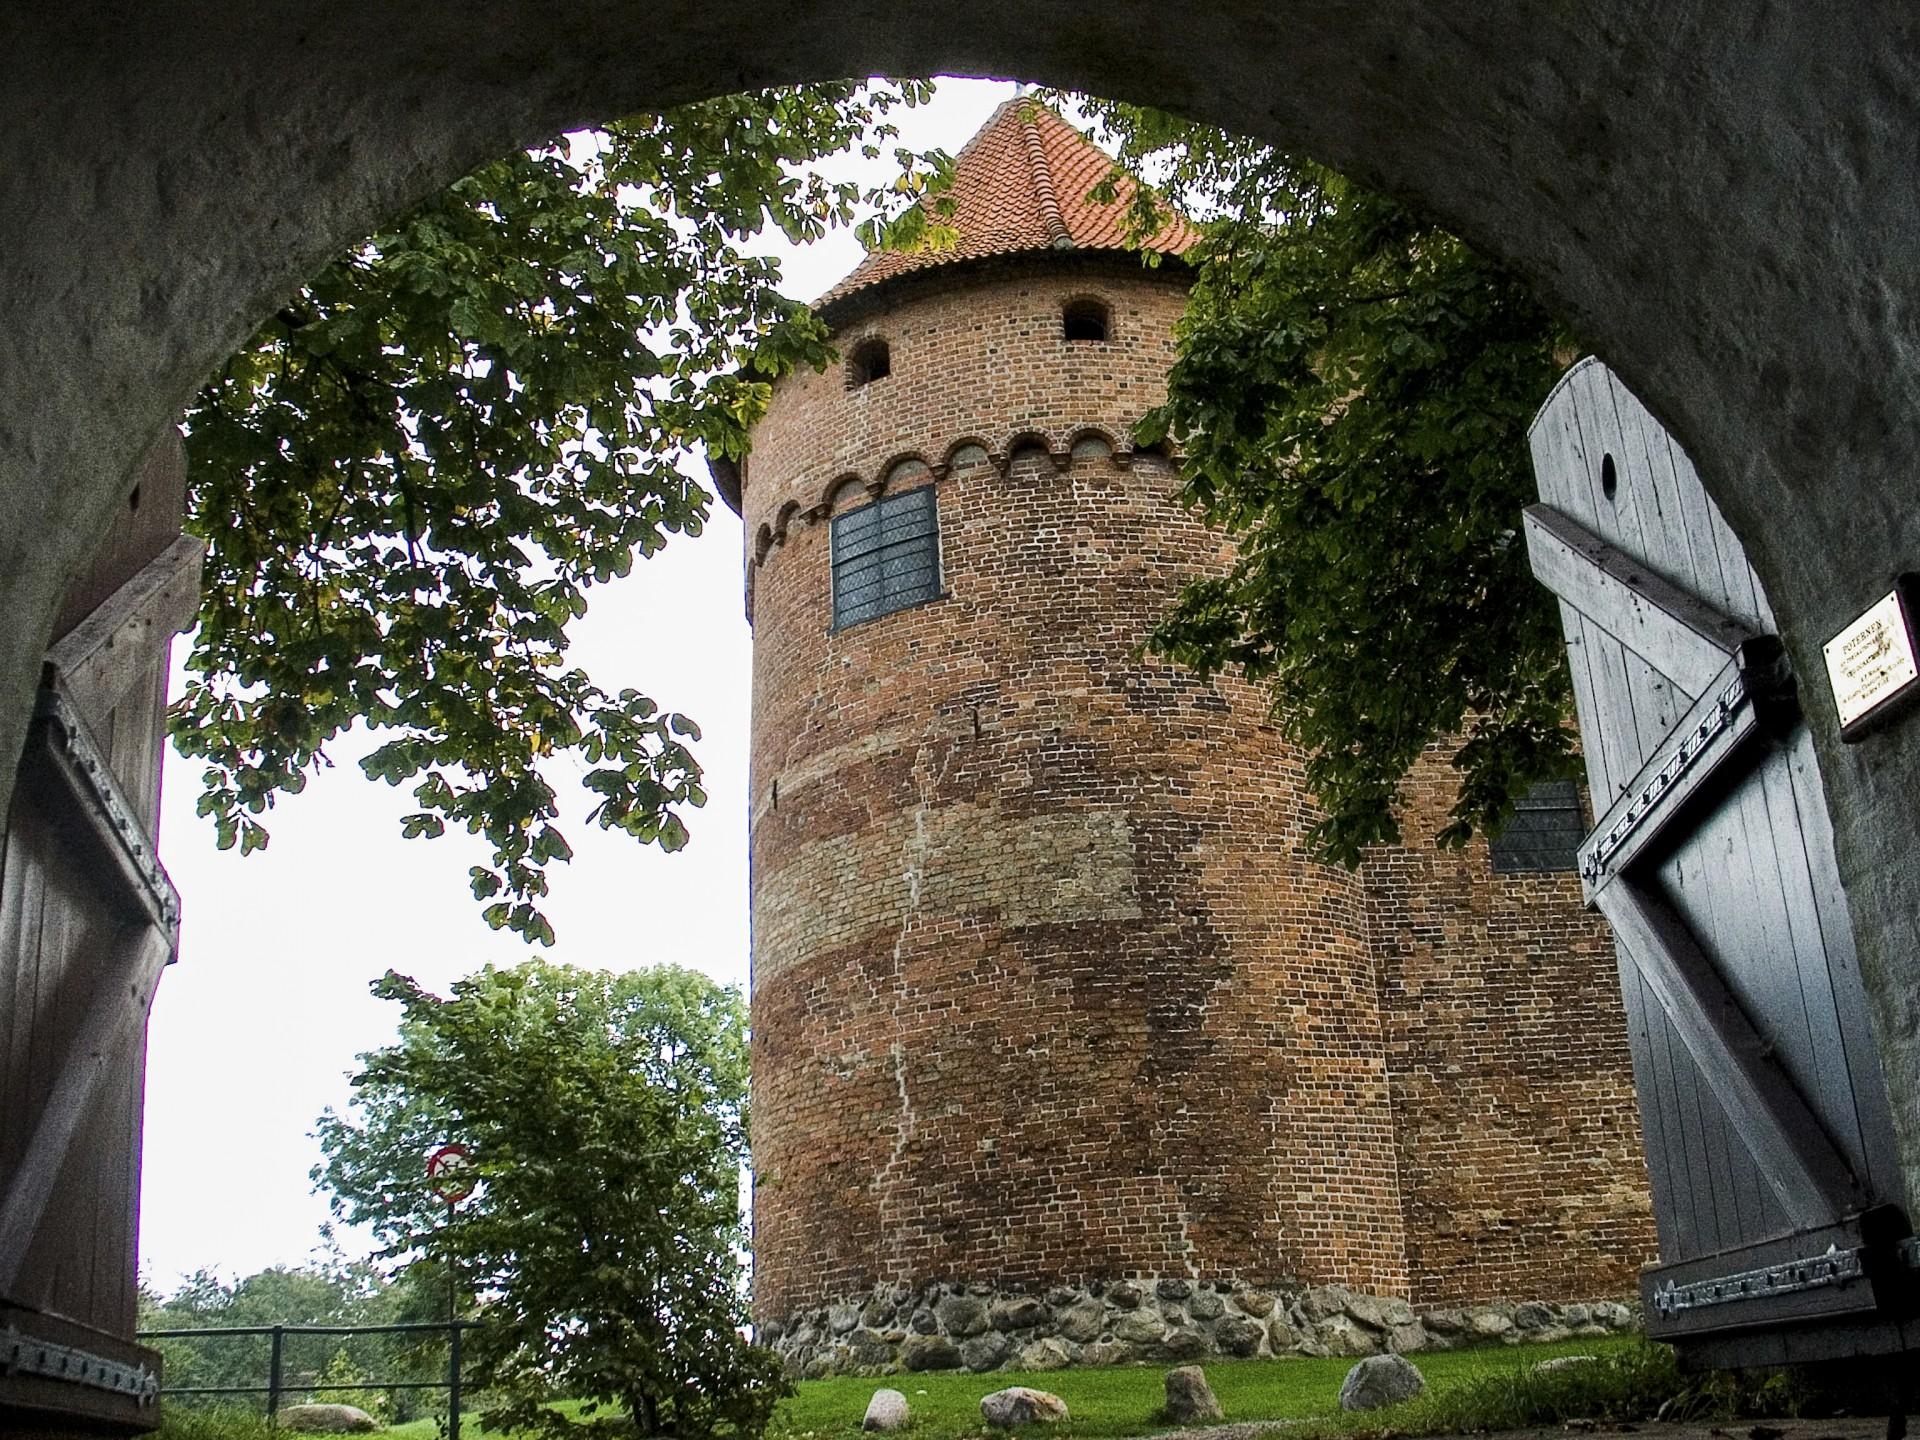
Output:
[{"xmin": 137, "ymin": 1320, "xmax": 476, "ymax": 1437}]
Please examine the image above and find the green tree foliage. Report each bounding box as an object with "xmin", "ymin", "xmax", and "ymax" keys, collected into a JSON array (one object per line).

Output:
[
  {"xmin": 175, "ymin": 84, "xmax": 944, "ymax": 944},
  {"xmin": 138, "ymin": 1257, "xmax": 445, "ymax": 1418},
  {"xmin": 1070, "ymin": 99, "xmax": 1580, "ymax": 862},
  {"xmin": 312, "ymin": 961, "xmax": 771, "ymax": 1439}
]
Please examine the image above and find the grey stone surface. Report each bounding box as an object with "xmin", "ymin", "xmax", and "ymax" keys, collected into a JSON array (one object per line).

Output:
[
  {"xmin": 1112, "ymin": 1308, "xmax": 1167, "ymax": 1344},
  {"xmin": 989, "ymin": 1296, "xmax": 1049, "ymax": 1331},
  {"xmin": 1592, "ymin": 1301, "xmax": 1635, "ymax": 1330},
  {"xmin": 900, "ymin": 1334, "xmax": 963, "ymax": 1371},
  {"xmin": 1155, "ymin": 1278, "xmax": 1192, "ymax": 1301},
  {"xmin": 1215, "ymin": 1315, "xmax": 1264, "ymax": 1357},
  {"xmin": 1420, "ymin": 1307, "xmax": 1466, "ymax": 1334},
  {"xmin": 1467, "ymin": 1307, "xmax": 1515, "ymax": 1337},
  {"xmin": 1057, "ymin": 1300, "xmax": 1105, "ymax": 1343},
  {"xmin": 1338, "ymin": 1354, "xmax": 1426, "ymax": 1412},
  {"xmin": 277, "ymin": 1406, "xmax": 378, "ymax": 1435},
  {"xmin": 1156, "ymin": 1326, "xmax": 1207, "ymax": 1361},
  {"xmin": 1017, "ymin": 1337, "xmax": 1073, "ymax": 1371},
  {"xmin": 761, "ymin": 1284, "xmax": 1644, "ymax": 1375},
  {"xmin": 1384, "ymin": 1322, "xmax": 1429, "ymax": 1355},
  {"xmin": 962, "ymin": 1331, "xmax": 1015, "ymax": 1373},
  {"xmin": 1299, "ymin": 1286, "xmax": 1351, "ymax": 1321},
  {"xmin": 1343, "ymin": 1292, "xmax": 1414, "ymax": 1331},
  {"xmin": 1318, "ymin": 1315, "xmax": 1381, "ymax": 1357},
  {"xmin": 1512, "ymin": 1300, "xmax": 1554, "ymax": 1331},
  {"xmin": 1163, "ymin": 1365, "xmax": 1224, "ymax": 1424},
  {"xmin": 981, "ymin": 1387, "xmax": 1069, "ymax": 1428},
  {"xmin": 936, "ymin": 1294, "xmax": 990, "ymax": 1338},
  {"xmin": 864, "ymin": 1389, "xmax": 911, "ymax": 1431},
  {"xmin": 829, "ymin": 1303, "xmax": 861, "ymax": 1335}
]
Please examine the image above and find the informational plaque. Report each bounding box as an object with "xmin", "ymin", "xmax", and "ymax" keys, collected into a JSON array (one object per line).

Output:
[{"xmin": 1824, "ymin": 578, "xmax": 1920, "ymax": 740}]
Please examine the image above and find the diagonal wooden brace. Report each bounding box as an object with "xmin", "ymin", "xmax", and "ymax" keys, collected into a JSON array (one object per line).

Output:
[
  {"xmin": 1524, "ymin": 503, "xmax": 1760, "ymax": 697},
  {"xmin": 0, "ymin": 923, "xmax": 173, "ymax": 1293},
  {"xmin": 1598, "ymin": 878, "xmax": 1864, "ymax": 1231}
]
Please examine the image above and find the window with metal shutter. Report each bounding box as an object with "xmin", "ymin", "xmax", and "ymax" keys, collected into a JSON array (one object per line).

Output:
[
  {"xmin": 1487, "ymin": 778, "xmax": 1586, "ymax": 874},
  {"xmin": 830, "ymin": 485, "xmax": 941, "ymax": 630}
]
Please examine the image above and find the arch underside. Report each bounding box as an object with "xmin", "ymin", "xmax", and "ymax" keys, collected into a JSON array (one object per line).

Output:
[{"xmin": 3, "ymin": 3, "xmax": 1920, "ymax": 1215}]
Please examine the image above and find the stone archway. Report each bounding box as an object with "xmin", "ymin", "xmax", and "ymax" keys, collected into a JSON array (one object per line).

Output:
[{"xmin": 6, "ymin": 3, "xmax": 1920, "ymax": 1212}]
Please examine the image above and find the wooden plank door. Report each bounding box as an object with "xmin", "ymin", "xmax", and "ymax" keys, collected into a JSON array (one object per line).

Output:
[{"xmin": 1527, "ymin": 359, "xmax": 1911, "ymax": 1365}]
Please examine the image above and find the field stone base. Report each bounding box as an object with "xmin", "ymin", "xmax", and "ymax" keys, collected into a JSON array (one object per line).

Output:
[{"xmin": 765, "ymin": 1278, "xmax": 1641, "ymax": 1376}]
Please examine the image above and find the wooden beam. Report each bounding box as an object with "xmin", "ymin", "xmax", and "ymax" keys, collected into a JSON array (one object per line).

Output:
[
  {"xmin": 1524, "ymin": 503, "xmax": 1759, "ymax": 696},
  {"xmin": 44, "ymin": 533, "xmax": 204, "ymax": 725},
  {"xmin": 0, "ymin": 924, "xmax": 172, "ymax": 1293},
  {"xmin": 1597, "ymin": 878, "xmax": 1864, "ymax": 1230}
]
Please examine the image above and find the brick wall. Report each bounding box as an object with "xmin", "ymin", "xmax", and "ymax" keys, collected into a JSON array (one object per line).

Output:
[
  {"xmin": 738, "ymin": 251, "xmax": 1653, "ymax": 1331},
  {"xmin": 1361, "ymin": 746, "xmax": 1655, "ymax": 1306}
]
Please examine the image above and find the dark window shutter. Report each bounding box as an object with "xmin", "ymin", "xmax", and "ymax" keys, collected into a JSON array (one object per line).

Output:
[
  {"xmin": 1488, "ymin": 779, "xmax": 1586, "ymax": 874},
  {"xmin": 831, "ymin": 485, "xmax": 941, "ymax": 630}
]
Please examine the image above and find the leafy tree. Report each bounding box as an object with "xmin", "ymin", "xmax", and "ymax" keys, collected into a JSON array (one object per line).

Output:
[
  {"xmin": 313, "ymin": 961, "xmax": 771, "ymax": 1440},
  {"xmin": 1068, "ymin": 99, "xmax": 1579, "ymax": 863},
  {"xmin": 138, "ymin": 1256, "xmax": 444, "ymax": 1417},
  {"xmin": 175, "ymin": 84, "xmax": 945, "ymax": 944}
]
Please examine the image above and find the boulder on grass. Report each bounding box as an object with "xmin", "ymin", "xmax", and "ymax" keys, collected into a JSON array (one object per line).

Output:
[
  {"xmin": 1163, "ymin": 1365, "xmax": 1224, "ymax": 1424},
  {"xmin": 864, "ymin": 1388, "xmax": 911, "ymax": 1431},
  {"xmin": 1338, "ymin": 1354, "xmax": 1426, "ymax": 1412},
  {"xmin": 981, "ymin": 1387, "xmax": 1070, "ymax": 1428},
  {"xmin": 276, "ymin": 1404, "xmax": 379, "ymax": 1434}
]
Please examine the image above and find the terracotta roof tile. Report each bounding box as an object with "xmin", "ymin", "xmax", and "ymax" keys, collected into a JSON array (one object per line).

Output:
[{"xmin": 817, "ymin": 98, "xmax": 1201, "ymax": 308}]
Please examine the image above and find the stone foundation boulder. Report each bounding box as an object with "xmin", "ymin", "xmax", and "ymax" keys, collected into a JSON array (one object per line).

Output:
[{"xmin": 762, "ymin": 1279, "xmax": 1642, "ymax": 1376}]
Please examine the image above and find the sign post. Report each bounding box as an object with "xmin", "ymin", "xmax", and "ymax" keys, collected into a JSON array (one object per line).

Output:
[{"xmin": 425, "ymin": 1144, "xmax": 474, "ymax": 1440}]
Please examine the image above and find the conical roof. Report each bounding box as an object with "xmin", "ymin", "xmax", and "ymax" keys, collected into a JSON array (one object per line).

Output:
[{"xmin": 816, "ymin": 98, "xmax": 1202, "ymax": 311}]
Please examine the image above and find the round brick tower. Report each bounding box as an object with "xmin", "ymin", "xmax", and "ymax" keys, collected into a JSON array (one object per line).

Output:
[{"xmin": 718, "ymin": 100, "xmax": 1654, "ymax": 1374}]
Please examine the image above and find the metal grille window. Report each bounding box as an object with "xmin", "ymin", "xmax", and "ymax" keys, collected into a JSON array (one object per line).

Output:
[
  {"xmin": 830, "ymin": 485, "xmax": 941, "ymax": 630},
  {"xmin": 1488, "ymin": 778, "xmax": 1585, "ymax": 874}
]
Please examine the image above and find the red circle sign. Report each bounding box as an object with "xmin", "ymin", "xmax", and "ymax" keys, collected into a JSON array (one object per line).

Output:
[{"xmin": 426, "ymin": 1143, "xmax": 475, "ymax": 1204}]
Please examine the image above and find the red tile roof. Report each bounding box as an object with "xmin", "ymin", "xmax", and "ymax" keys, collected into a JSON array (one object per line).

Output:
[{"xmin": 817, "ymin": 98, "xmax": 1202, "ymax": 309}]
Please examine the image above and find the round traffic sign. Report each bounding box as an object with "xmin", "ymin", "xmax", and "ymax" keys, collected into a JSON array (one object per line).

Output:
[{"xmin": 426, "ymin": 1143, "xmax": 476, "ymax": 1205}]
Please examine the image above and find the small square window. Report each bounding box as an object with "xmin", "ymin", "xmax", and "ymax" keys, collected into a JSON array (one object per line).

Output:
[
  {"xmin": 1488, "ymin": 779, "xmax": 1586, "ymax": 874},
  {"xmin": 831, "ymin": 486, "xmax": 941, "ymax": 630}
]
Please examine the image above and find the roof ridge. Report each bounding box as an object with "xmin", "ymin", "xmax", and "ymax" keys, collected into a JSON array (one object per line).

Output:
[{"xmin": 1017, "ymin": 104, "xmax": 1073, "ymax": 250}]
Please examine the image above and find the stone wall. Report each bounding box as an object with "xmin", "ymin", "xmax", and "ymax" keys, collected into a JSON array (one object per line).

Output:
[
  {"xmin": 740, "ymin": 250, "xmax": 1653, "ymax": 1355},
  {"xmin": 761, "ymin": 1276, "xmax": 1641, "ymax": 1378}
]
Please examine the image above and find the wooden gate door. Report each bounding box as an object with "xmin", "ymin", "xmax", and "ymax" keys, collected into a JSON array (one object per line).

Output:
[
  {"xmin": 0, "ymin": 433, "xmax": 200, "ymax": 1432},
  {"xmin": 1527, "ymin": 359, "xmax": 1912, "ymax": 1365}
]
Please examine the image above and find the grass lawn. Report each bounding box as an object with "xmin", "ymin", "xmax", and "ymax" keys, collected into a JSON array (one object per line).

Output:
[
  {"xmin": 767, "ymin": 1335, "xmax": 1636, "ymax": 1440},
  {"xmin": 355, "ymin": 1334, "xmax": 1639, "ymax": 1440}
]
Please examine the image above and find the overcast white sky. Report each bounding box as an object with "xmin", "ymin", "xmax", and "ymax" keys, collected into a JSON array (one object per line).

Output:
[{"xmin": 137, "ymin": 77, "xmax": 1023, "ymax": 1291}]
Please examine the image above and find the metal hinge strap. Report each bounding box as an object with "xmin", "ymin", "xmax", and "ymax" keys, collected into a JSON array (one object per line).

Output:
[
  {"xmin": 1650, "ymin": 1243, "xmax": 1866, "ymax": 1316},
  {"xmin": 1583, "ymin": 670, "xmax": 1748, "ymax": 884},
  {"xmin": 0, "ymin": 1326, "xmax": 159, "ymax": 1404}
]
